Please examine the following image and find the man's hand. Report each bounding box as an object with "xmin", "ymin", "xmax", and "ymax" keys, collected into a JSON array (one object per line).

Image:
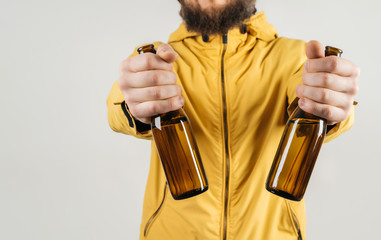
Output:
[
  {"xmin": 118, "ymin": 44, "xmax": 183, "ymax": 124},
  {"xmin": 296, "ymin": 40, "xmax": 360, "ymax": 125}
]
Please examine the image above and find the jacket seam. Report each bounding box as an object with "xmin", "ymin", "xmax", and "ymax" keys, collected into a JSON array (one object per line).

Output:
[
  {"xmin": 285, "ymin": 200, "xmax": 302, "ymax": 239},
  {"xmin": 143, "ymin": 183, "xmax": 168, "ymax": 238}
]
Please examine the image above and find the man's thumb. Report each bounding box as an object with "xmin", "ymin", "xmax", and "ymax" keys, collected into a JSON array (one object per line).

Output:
[
  {"xmin": 306, "ymin": 40, "xmax": 325, "ymax": 59},
  {"xmin": 156, "ymin": 43, "xmax": 179, "ymax": 63}
]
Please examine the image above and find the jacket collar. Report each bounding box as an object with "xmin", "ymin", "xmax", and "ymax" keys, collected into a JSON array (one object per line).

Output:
[{"xmin": 168, "ymin": 12, "xmax": 278, "ymax": 44}]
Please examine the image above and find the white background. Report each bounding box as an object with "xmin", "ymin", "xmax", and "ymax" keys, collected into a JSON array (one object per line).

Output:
[{"xmin": 1, "ymin": 0, "xmax": 380, "ymax": 239}]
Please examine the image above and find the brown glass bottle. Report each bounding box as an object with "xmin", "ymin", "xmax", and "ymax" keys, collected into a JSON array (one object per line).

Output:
[
  {"xmin": 266, "ymin": 46, "xmax": 343, "ymax": 201},
  {"xmin": 138, "ymin": 44, "xmax": 208, "ymax": 200}
]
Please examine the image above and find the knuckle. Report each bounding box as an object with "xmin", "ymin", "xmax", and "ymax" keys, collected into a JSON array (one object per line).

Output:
[
  {"xmin": 139, "ymin": 117, "xmax": 151, "ymax": 124},
  {"xmin": 149, "ymin": 103, "xmax": 160, "ymax": 115},
  {"xmin": 320, "ymin": 89, "xmax": 330, "ymax": 102},
  {"xmin": 322, "ymin": 106, "xmax": 333, "ymax": 120},
  {"xmin": 124, "ymin": 91, "xmax": 136, "ymax": 104},
  {"xmin": 144, "ymin": 55, "xmax": 154, "ymax": 69},
  {"xmin": 158, "ymin": 43, "xmax": 172, "ymax": 53},
  {"xmin": 150, "ymin": 72, "xmax": 160, "ymax": 85},
  {"xmin": 158, "ymin": 43, "xmax": 169, "ymax": 51},
  {"xmin": 124, "ymin": 93, "xmax": 131, "ymax": 103},
  {"xmin": 120, "ymin": 58, "xmax": 131, "ymax": 71},
  {"xmin": 303, "ymin": 100, "xmax": 317, "ymax": 116},
  {"xmin": 129, "ymin": 105, "xmax": 139, "ymax": 118},
  {"xmin": 345, "ymin": 101, "xmax": 352, "ymax": 112},
  {"xmin": 352, "ymin": 82, "xmax": 359, "ymax": 95},
  {"xmin": 150, "ymin": 87, "xmax": 162, "ymax": 99},
  {"xmin": 321, "ymin": 73, "xmax": 331, "ymax": 86},
  {"xmin": 118, "ymin": 73, "xmax": 134, "ymax": 90},
  {"xmin": 349, "ymin": 82, "xmax": 359, "ymax": 95},
  {"xmin": 169, "ymin": 98, "xmax": 179, "ymax": 110},
  {"xmin": 339, "ymin": 107, "xmax": 350, "ymax": 122},
  {"xmin": 327, "ymin": 57, "xmax": 339, "ymax": 72},
  {"xmin": 118, "ymin": 77, "xmax": 128, "ymax": 90}
]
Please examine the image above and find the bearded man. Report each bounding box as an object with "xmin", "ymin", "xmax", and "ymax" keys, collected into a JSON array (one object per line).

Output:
[{"xmin": 107, "ymin": 0, "xmax": 359, "ymax": 239}]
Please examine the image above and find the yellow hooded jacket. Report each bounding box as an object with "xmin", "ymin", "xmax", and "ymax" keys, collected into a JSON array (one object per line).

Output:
[{"xmin": 107, "ymin": 12, "xmax": 354, "ymax": 240}]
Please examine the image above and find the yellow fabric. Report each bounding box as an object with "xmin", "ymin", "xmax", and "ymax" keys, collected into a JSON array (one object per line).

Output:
[{"xmin": 107, "ymin": 12, "xmax": 354, "ymax": 240}]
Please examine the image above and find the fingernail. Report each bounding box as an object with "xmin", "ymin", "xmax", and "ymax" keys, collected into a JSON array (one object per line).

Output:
[
  {"xmin": 304, "ymin": 61, "xmax": 309, "ymax": 71},
  {"xmin": 179, "ymin": 97, "xmax": 184, "ymax": 106}
]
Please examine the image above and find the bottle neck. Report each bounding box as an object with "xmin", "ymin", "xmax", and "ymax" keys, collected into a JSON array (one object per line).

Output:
[{"xmin": 292, "ymin": 106, "xmax": 326, "ymax": 122}]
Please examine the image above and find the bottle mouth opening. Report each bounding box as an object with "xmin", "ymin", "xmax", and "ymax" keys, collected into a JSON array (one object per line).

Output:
[{"xmin": 325, "ymin": 46, "xmax": 343, "ymax": 57}]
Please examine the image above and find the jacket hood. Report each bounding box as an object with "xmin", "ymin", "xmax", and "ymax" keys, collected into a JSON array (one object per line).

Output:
[{"xmin": 168, "ymin": 12, "xmax": 278, "ymax": 43}]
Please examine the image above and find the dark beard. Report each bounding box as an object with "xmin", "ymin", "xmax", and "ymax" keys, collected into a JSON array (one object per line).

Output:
[{"xmin": 179, "ymin": 0, "xmax": 257, "ymax": 36}]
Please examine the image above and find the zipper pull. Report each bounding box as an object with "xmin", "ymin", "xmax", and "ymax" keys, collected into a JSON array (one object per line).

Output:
[{"xmin": 223, "ymin": 34, "xmax": 228, "ymax": 44}]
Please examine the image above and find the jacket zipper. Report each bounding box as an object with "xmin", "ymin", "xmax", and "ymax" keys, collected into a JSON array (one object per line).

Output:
[
  {"xmin": 221, "ymin": 34, "xmax": 230, "ymax": 240},
  {"xmin": 143, "ymin": 183, "xmax": 167, "ymax": 237}
]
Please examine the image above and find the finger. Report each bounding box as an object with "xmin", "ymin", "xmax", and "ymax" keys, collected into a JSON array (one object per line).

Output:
[
  {"xmin": 121, "ymin": 54, "xmax": 173, "ymax": 73},
  {"xmin": 306, "ymin": 40, "xmax": 325, "ymax": 59},
  {"xmin": 130, "ymin": 97, "xmax": 184, "ymax": 119},
  {"xmin": 302, "ymin": 72, "xmax": 354, "ymax": 93},
  {"xmin": 296, "ymin": 85, "xmax": 352, "ymax": 109},
  {"xmin": 134, "ymin": 117, "xmax": 151, "ymax": 124},
  {"xmin": 306, "ymin": 56, "xmax": 359, "ymax": 77},
  {"xmin": 124, "ymin": 70, "xmax": 177, "ymax": 88},
  {"xmin": 156, "ymin": 43, "xmax": 179, "ymax": 63},
  {"xmin": 127, "ymin": 85, "xmax": 182, "ymax": 103},
  {"xmin": 298, "ymin": 98, "xmax": 348, "ymax": 124}
]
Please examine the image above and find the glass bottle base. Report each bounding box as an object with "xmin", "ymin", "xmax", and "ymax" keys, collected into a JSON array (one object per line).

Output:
[
  {"xmin": 172, "ymin": 186, "xmax": 209, "ymax": 200},
  {"xmin": 266, "ymin": 186, "xmax": 302, "ymax": 202}
]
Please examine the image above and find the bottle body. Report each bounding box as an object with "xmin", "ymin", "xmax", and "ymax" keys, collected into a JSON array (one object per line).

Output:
[
  {"xmin": 266, "ymin": 106, "xmax": 326, "ymax": 201},
  {"xmin": 152, "ymin": 109, "xmax": 208, "ymax": 200}
]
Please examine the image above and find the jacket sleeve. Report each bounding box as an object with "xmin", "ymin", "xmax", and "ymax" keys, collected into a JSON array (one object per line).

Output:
[
  {"xmin": 286, "ymin": 53, "xmax": 355, "ymax": 144},
  {"xmin": 107, "ymin": 81, "xmax": 152, "ymax": 140},
  {"xmin": 106, "ymin": 42, "xmax": 164, "ymax": 140}
]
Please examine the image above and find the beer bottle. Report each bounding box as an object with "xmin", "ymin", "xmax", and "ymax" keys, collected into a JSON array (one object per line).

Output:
[
  {"xmin": 265, "ymin": 46, "xmax": 343, "ymax": 201},
  {"xmin": 138, "ymin": 44, "xmax": 209, "ymax": 200}
]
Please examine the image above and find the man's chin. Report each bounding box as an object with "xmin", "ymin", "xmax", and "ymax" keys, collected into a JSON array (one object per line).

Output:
[{"xmin": 179, "ymin": 0, "xmax": 257, "ymax": 35}]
